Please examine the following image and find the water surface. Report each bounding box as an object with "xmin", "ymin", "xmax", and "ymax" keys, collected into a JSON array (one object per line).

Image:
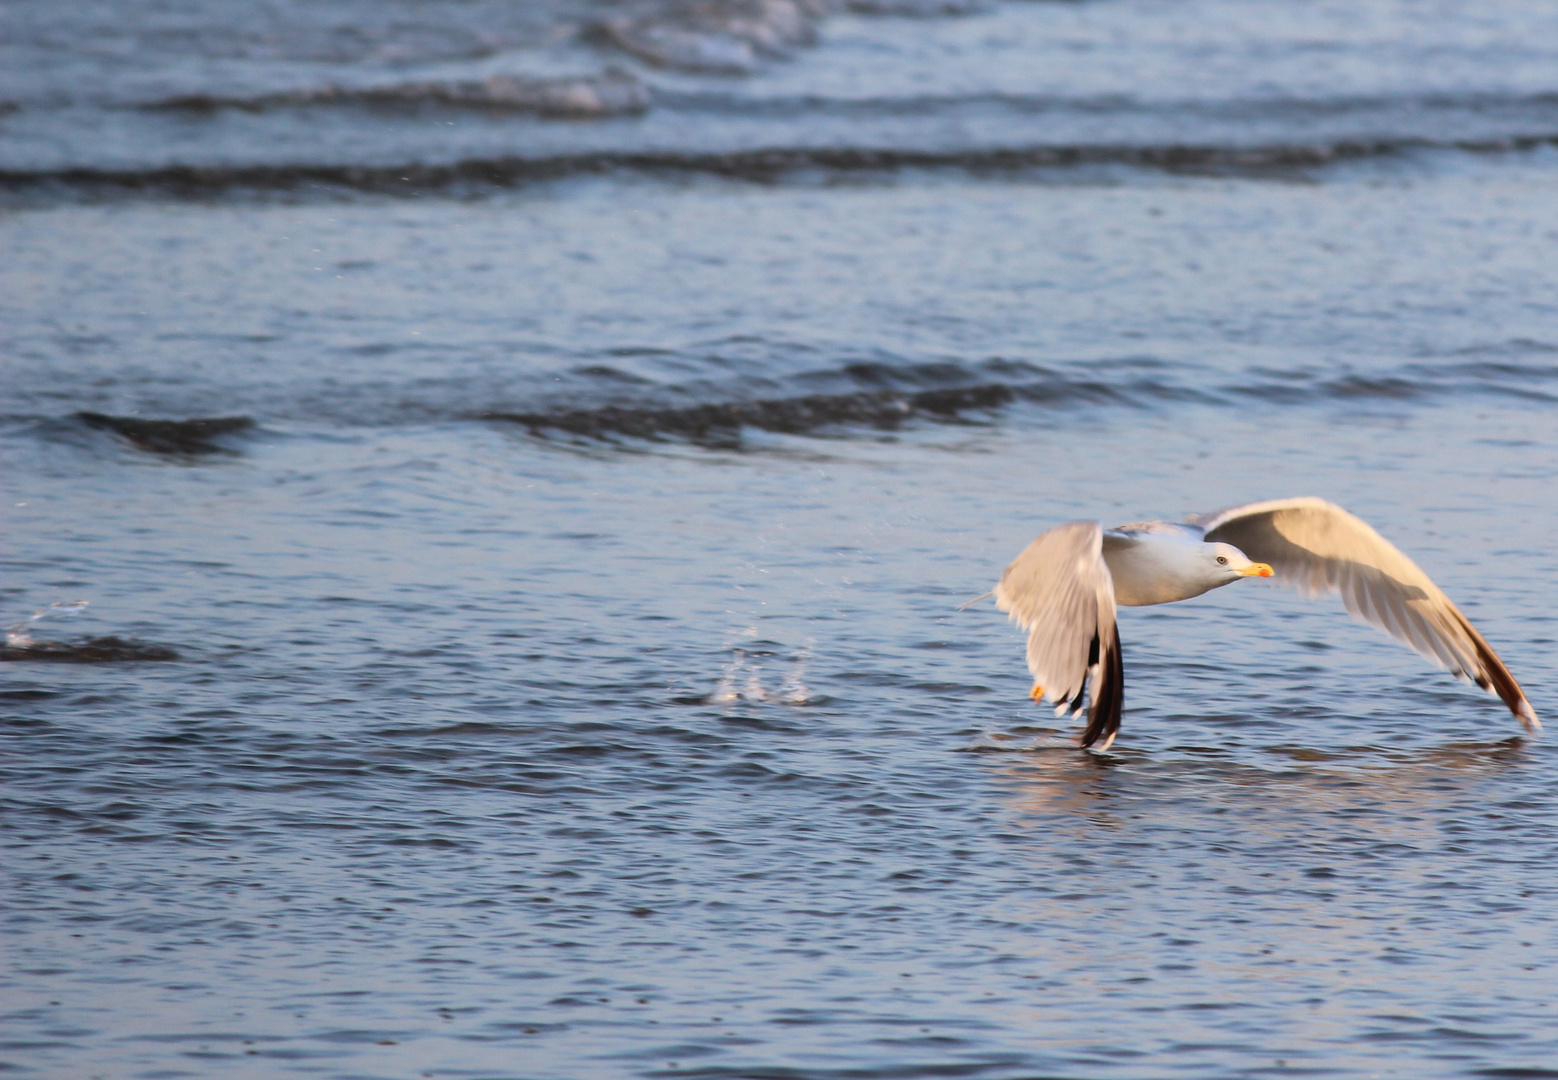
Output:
[{"xmin": 3, "ymin": 3, "xmax": 1557, "ymax": 1078}]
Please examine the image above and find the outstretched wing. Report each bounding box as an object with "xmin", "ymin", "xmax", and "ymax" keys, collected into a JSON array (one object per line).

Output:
[
  {"xmin": 993, "ymin": 521, "xmax": 1124, "ymax": 749},
  {"xmin": 1190, "ymin": 497, "xmax": 1538, "ymax": 731}
]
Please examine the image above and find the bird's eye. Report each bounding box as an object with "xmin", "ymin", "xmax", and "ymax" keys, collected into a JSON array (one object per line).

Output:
[{"xmin": 1216, "ymin": 556, "xmax": 1228, "ymax": 565}]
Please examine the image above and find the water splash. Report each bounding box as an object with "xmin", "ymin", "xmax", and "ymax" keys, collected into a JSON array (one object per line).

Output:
[
  {"xmin": 710, "ymin": 637, "xmax": 814, "ymax": 705},
  {"xmin": 5, "ymin": 600, "xmax": 89, "ymax": 648}
]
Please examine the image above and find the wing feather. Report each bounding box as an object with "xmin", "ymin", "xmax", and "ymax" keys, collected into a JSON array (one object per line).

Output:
[
  {"xmin": 1190, "ymin": 497, "xmax": 1538, "ymax": 730},
  {"xmin": 993, "ymin": 521, "xmax": 1124, "ymax": 748}
]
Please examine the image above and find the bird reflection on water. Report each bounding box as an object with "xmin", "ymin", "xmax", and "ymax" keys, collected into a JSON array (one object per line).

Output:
[
  {"xmin": 980, "ymin": 734, "xmax": 1544, "ymax": 1073},
  {"xmin": 995, "ymin": 732, "xmax": 1533, "ymax": 825}
]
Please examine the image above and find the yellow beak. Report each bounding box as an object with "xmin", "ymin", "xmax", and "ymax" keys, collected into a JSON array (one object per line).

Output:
[{"xmin": 1240, "ymin": 563, "xmax": 1274, "ymax": 578}]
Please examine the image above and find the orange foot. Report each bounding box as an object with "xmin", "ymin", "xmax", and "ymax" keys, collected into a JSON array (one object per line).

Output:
[{"xmin": 1029, "ymin": 684, "xmax": 1045, "ymax": 702}]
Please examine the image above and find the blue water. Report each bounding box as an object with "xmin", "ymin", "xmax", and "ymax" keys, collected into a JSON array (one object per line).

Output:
[{"xmin": 3, "ymin": 3, "xmax": 1557, "ymax": 1078}]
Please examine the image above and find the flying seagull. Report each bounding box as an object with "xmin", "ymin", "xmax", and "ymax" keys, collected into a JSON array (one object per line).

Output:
[{"xmin": 969, "ymin": 497, "xmax": 1539, "ymax": 750}]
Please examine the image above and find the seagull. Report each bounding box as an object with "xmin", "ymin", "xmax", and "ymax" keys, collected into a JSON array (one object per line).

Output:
[{"xmin": 968, "ymin": 497, "xmax": 1539, "ymax": 750}]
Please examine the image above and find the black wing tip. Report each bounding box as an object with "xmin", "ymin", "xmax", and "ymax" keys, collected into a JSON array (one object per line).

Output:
[
  {"xmin": 1079, "ymin": 632, "xmax": 1124, "ymax": 750},
  {"xmin": 1455, "ymin": 610, "xmax": 1541, "ymax": 733}
]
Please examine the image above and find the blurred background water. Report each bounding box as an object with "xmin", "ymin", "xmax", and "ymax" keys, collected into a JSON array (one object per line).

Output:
[{"xmin": 2, "ymin": 2, "xmax": 1557, "ymax": 1078}]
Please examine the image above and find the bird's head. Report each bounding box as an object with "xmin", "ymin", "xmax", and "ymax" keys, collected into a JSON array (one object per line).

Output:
[{"xmin": 1206, "ymin": 542, "xmax": 1273, "ymax": 583}]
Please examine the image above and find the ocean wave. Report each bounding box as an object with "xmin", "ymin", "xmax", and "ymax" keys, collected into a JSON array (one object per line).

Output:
[
  {"xmin": 479, "ymin": 356, "xmax": 1558, "ymax": 446},
  {"xmin": 6, "ymin": 133, "xmax": 1558, "ymax": 199},
  {"xmin": 593, "ymin": 0, "xmax": 827, "ymax": 74},
  {"xmin": 0, "ymin": 636, "xmax": 180, "ymax": 663},
  {"xmin": 108, "ymin": 79, "xmax": 1558, "ymax": 130},
  {"xmin": 589, "ymin": 0, "xmax": 991, "ymax": 74},
  {"xmin": 482, "ymin": 384, "xmax": 1020, "ymax": 444},
  {"xmin": 647, "ymin": 87, "xmax": 1558, "ymax": 119},
  {"xmin": 74, "ymin": 412, "xmax": 256, "ymax": 455},
  {"xmin": 144, "ymin": 70, "xmax": 651, "ymax": 119},
  {"xmin": 10, "ymin": 354, "xmax": 1554, "ymax": 454}
]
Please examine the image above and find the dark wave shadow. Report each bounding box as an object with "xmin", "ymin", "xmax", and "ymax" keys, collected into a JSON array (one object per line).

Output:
[
  {"xmin": 74, "ymin": 412, "xmax": 256, "ymax": 455},
  {"xmin": 1, "ymin": 636, "xmax": 180, "ymax": 662},
  {"xmin": 13, "ymin": 350, "xmax": 1556, "ymax": 453},
  {"xmin": 7, "ymin": 133, "xmax": 1558, "ymax": 200},
  {"xmin": 481, "ymin": 384, "xmax": 1017, "ymax": 445}
]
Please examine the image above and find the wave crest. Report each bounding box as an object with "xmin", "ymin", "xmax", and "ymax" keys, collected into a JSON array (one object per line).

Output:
[{"xmin": 147, "ymin": 70, "xmax": 651, "ymax": 119}]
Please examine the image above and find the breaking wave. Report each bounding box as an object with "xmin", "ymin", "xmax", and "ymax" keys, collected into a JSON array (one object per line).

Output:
[{"xmin": 145, "ymin": 70, "xmax": 652, "ymax": 119}]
